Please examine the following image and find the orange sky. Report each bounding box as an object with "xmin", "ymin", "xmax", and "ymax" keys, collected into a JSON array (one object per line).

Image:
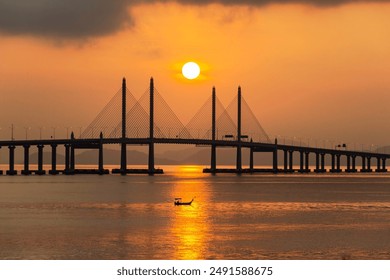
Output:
[{"xmin": 1, "ymin": 2, "xmax": 390, "ymax": 148}]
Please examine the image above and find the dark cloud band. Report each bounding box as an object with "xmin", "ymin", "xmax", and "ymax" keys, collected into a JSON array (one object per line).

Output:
[
  {"xmin": 0, "ymin": 0, "xmax": 388, "ymax": 39},
  {"xmin": 0, "ymin": 0, "xmax": 131, "ymax": 38}
]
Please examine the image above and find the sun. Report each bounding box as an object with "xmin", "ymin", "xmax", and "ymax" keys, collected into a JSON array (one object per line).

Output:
[{"xmin": 182, "ymin": 62, "xmax": 200, "ymax": 80}]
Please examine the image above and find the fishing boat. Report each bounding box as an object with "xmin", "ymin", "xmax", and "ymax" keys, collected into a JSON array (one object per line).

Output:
[{"xmin": 174, "ymin": 197, "xmax": 194, "ymax": 206}]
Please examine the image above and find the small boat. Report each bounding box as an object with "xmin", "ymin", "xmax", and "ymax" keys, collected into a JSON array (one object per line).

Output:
[{"xmin": 174, "ymin": 197, "xmax": 194, "ymax": 206}]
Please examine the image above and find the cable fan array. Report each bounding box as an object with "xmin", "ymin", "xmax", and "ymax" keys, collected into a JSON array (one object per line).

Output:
[{"xmin": 81, "ymin": 84, "xmax": 270, "ymax": 143}]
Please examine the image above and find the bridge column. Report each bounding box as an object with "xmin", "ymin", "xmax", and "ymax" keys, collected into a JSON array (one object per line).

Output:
[
  {"xmin": 70, "ymin": 144, "xmax": 75, "ymax": 172},
  {"xmin": 0, "ymin": 147, "xmax": 2, "ymax": 175},
  {"xmin": 6, "ymin": 145, "xmax": 17, "ymax": 175},
  {"xmin": 236, "ymin": 86, "xmax": 242, "ymax": 173},
  {"xmin": 283, "ymin": 150, "xmax": 288, "ymax": 172},
  {"xmin": 120, "ymin": 77, "xmax": 127, "ymax": 175},
  {"xmin": 211, "ymin": 145, "xmax": 217, "ymax": 173},
  {"xmin": 210, "ymin": 87, "xmax": 217, "ymax": 173},
  {"xmin": 351, "ymin": 155, "xmax": 357, "ymax": 172},
  {"xmin": 367, "ymin": 157, "xmax": 372, "ymax": 172},
  {"xmin": 330, "ymin": 154, "xmax": 336, "ymax": 172},
  {"xmin": 148, "ymin": 77, "xmax": 156, "ymax": 175},
  {"xmin": 375, "ymin": 157, "xmax": 381, "ymax": 172},
  {"xmin": 288, "ymin": 150, "xmax": 293, "ymax": 172},
  {"xmin": 346, "ymin": 155, "xmax": 351, "ymax": 172},
  {"xmin": 49, "ymin": 144, "xmax": 59, "ymax": 175},
  {"xmin": 299, "ymin": 151, "xmax": 304, "ymax": 173},
  {"xmin": 37, "ymin": 144, "xmax": 45, "ymax": 175},
  {"xmin": 336, "ymin": 154, "xmax": 341, "ymax": 172},
  {"xmin": 64, "ymin": 144, "xmax": 70, "ymax": 174},
  {"xmin": 21, "ymin": 145, "xmax": 31, "ymax": 175},
  {"xmin": 382, "ymin": 158, "xmax": 387, "ymax": 172},
  {"xmin": 361, "ymin": 156, "xmax": 366, "ymax": 172},
  {"xmin": 273, "ymin": 144, "xmax": 278, "ymax": 173},
  {"xmin": 120, "ymin": 142, "xmax": 127, "ymax": 175},
  {"xmin": 305, "ymin": 152, "xmax": 310, "ymax": 172},
  {"xmin": 315, "ymin": 153, "xmax": 320, "ymax": 173},
  {"xmin": 99, "ymin": 132, "xmax": 104, "ymax": 175},
  {"xmin": 320, "ymin": 153, "xmax": 326, "ymax": 172},
  {"xmin": 249, "ymin": 147, "xmax": 254, "ymax": 172}
]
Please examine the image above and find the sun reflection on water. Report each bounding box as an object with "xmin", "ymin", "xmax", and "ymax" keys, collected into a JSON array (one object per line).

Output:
[{"xmin": 169, "ymin": 168, "xmax": 211, "ymax": 259}]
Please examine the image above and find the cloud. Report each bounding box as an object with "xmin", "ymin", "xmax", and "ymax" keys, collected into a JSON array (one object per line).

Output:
[
  {"xmin": 0, "ymin": 0, "xmax": 389, "ymax": 39},
  {"xmin": 0, "ymin": 0, "xmax": 132, "ymax": 38}
]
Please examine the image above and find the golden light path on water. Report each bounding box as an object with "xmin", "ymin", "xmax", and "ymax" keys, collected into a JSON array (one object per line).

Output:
[{"xmin": 170, "ymin": 166, "xmax": 210, "ymax": 259}]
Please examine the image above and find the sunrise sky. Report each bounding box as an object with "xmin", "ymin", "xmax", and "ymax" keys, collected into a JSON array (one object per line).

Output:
[{"xmin": 1, "ymin": 0, "xmax": 390, "ymax": 148}]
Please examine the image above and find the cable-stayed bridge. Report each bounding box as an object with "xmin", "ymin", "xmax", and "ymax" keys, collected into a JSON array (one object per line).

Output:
[{"xmin": 0, "ymin": 77, "xmax": 388, "ymax": 175}]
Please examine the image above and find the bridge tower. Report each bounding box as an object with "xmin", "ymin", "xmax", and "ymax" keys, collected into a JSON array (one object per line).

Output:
[
  {"xmin": 120, "ymin": 77, "xmax": 127, "ymax": 174},
  {"xmin": 210, "ymin": 87, "xmax": 217, "ymax": 173},
  {"xmin": 236, "ymin": 86, "xmax": 242, "ymax": 172},
  {"xmin": 148, "ymin": 77, "xmax": 155, "ymax": 175}
]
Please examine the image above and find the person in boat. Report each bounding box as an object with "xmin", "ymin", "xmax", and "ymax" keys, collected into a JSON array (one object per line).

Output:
[{"xmin": 174, "ymin": 197, "xmax": 195, "ymax": 205}]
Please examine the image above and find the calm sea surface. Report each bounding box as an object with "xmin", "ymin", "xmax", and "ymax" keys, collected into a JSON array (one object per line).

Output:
[{"xmin": 1, "ymin": 165, "xmax": 390, "ymax": 260}]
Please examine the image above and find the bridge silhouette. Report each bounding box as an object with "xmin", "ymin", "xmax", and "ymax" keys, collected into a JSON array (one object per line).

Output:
[{"xmin": 0, "ymin": 77, "xmax": 388, "ymax": 175}]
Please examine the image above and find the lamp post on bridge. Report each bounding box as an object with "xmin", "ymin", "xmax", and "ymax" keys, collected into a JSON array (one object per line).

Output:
[
  {"xmin": 51, "ymin": 127, "xmax": 57, "ymax": 139},
  {"xmin": 9, "ymin": 124, "xmax": 15, "ymax": 141},
  {"xmin": 77, "ymin": 127, "xmax": 82, "ymax": 138},
  {"xmin": 23, "ymin": 127, "xmax": 31, "ymax": 140},
  {"xmin": 66, "ymin": 127, "xmax": 72, "ymax": 139},
  {"xmin": 38, "ymin": 126, "xmax": 45, "ymax": 140}
]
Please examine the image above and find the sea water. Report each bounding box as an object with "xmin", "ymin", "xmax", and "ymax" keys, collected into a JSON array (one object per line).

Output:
[{"xmin": 1, "ymin": 165, "xmax": 390, "ymax": 260}]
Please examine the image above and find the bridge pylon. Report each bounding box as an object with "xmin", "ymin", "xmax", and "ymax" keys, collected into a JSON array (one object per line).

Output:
[
  {"xmin": 120, "ymin": 77, "xmax": 127, "ymax": 175},
  {"xmin": 210, "ymin": 86, "xmax": 217, "ymax": 173},
  {"xmin": 236, "ymin": 86, "xmax": 242, "ymax": 173},
  {"xmin": 148, "ymin": 77, "xmax": 155, "ymax": 175}
]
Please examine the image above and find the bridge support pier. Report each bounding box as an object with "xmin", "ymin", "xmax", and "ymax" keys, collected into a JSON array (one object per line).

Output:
[
  {"xmin": 36, "ymin": 144, "xmax": 45, "ymax": 175},
  {"xmin": 361, "ymin": 156, "xmax": 367, "ymax": 172},
  {"xmin": 299, "ymin": 151, "xmax": 304, "ymax": 173},
  {"xmin": 283, "ymin": 150, "xmax": 288, "ymax": 172},
  {"xmin": 346, "ymin": 155, "xmax": 357, "ymax": 172},
  {"xmin": 336, "ymin": 154, "xmax": 341, "ymax": 172},
  {"xmin": 64, "ymin": 144, "xmax": 71, "ymax": 175},
  {"xmin": 148, "ymin": 142, "xmax": 155, "ymax": 175},
  {"xmin": 0, "ymin": 147, "xmax": 2, "ymax": 175},
  {"xmin": 21, "ymin": 145, "xmax": 32, "ymax": 175},
  {"xmin": 346, "ymin": 155, "xmax": 351, "ymax": 172},
  {"xmin": 273, "ymin": 146, "xmax": 278, "ymax": 173},
  {"xmin": 236, "ymin": 147, "xmax": 242, "ymax": 173},
  {"xmin": 382, "ymin": 158, "xmax": 387, "ymax": 172},
  {"xmin": 288, "ymin": 150, "xmax": 294, "ymax": 172},
  {"xmin": 98, "ymin": 133, "xmax": 104, "ymax": 175},
  {"xmin": 320, "ymin": 153, "xmax": 326, "ymax": 172},
  {"xmin": 70, "ymin": 145, "xmax": 75, "ymax": 172},
  {"xmin": 330, "ymin": 154, "xmax": 336, "ymax": 172},
  {"xmin": 120, "ymin": 143, "xmax": 127, "ymax": 175},
  {"xmin": 351, "ymin": 155, "xmax": 357, "ymax": 172},
  {"xmin": 305, "ymin": 152, "xmax": 310, "ymax": 172},
  {"xmin": 49, "ymin": 144, "xmax": 59, "ymax": 175},
  {"xmin": 314, "ymin": 153, "xmax": 320, "ymax": 172},
  {"xmin": 367, "ymin": 157, "xmax": 372, "ymax": 172},
  {"xmin": 211, "ymin": 145, "xmax": 217, "ymax": 173},
  {"xmin": 6, "ymin": 145, "xmax": 17, "ymax": 175},
  {"xmin": 375, "ymin": 157, "xmax": 380, "ymax": 172},
  {"xmin": 249, "ymin": 147, "xmax": 254, "ymax": 172}
]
